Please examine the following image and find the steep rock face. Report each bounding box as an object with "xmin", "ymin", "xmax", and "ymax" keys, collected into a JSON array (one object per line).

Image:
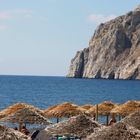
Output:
[
  {"xmin": 67, "ymin": 5, "xmax": 140, "ymax": 79},
  {"xmin": 67, "ymin": 48, "xmax": 89, "ymax": 78}
]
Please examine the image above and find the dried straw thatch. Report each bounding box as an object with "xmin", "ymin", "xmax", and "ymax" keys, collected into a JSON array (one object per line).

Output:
[
  {"xmin": 0, "ymin": 103, "xmax": 45, "ymax": 119},
  {"xmin": 87, "ymin": 111, "xmax": 140, "ymax": 140},
  {"xmin": 87, "ymin": 122, "xmax": 140, "ymax": 140},
  {"xmin": 0, "ymin": 125, "xmax": 30, "ymax": 140},
  {"xmin": 122, "ymin": 111, "xmax": 140, "ymax": 130},
  {"xmin": 36, "ymin": 114, "xmax": 101, "ymax": 139},
  {"xmin": 87, "ymin": 101, "xmax": 116, "ymax": 116},
  {"xmin": 87, "ymin": 106, "xmax": 96, "ymax": 114},
  {"xmin": 81, "ymin": 104, "xmax": 94, "ymax": 110},
  {"xmin": 43, "ymin": 105, "xmax": 58, "ymax": 115},
  {"xmin": 0, "ymin": 108, "xmax": 51, "ymax": 125},
  {"xmin": 98, "ymin": 101, "xmax": 117, "ymax": 116},
  {"xmin": 111, "ymin": 100, "xmax": 140, "ymax": 116},
  {"xmin": 44, "ymin": 102, "xmax": 85, "ymax": 118}
]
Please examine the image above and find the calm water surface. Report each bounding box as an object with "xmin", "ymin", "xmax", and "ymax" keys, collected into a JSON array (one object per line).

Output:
[{"xmin": 0, "ymin": 75, "xmax": 139, "ymax": 110}]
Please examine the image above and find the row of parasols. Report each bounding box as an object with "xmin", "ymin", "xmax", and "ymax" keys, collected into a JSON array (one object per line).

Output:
[{"xmin": 0, "ymin": 100, "xmax": 139, "ymax": 126}]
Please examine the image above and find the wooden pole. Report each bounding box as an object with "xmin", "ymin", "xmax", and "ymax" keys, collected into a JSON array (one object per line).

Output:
[
  {"xmin": 19, "ymin": 122, "xmax": 22, "ymax": 131},
  {"xmin": 96, "ymin": 104, "xmax": 98, "ymax": 121},
  {"xmin": 106, "ymin": 115, "xmax": 109, "ymax": 126},
  {"xmin": 56, "ymin": 117, "xmax": 59, "ymax": 123},
  {"xmin": 119, "ymin": 115, "xmax": 121, "ymax": 121}
]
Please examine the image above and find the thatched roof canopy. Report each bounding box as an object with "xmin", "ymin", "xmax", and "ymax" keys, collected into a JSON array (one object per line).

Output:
[
  {"xmin": 44, "ymin": 102, "xmax": 85, "ymax": 118},
  {"xmin": 87, "ymin": 121, "xmax": 140, "ymax": 140},
  {"xmin": 43, "ymin": 105, "xmax": 58, "ymax": 114},
  {"xmin": 0, "ymin": 108, "xmax": 51, "ymax": 125},
  {"xmin": 87, "ymin": 101, "xmax": 116, "ymax": 116},
  {"xmin": 0, "ymin": 103, "xmax": 45, "ymax": 118},
  {"xmin": 81, "ymin": 104, "xmax": 94, "ymax": 110},
  {"xmin": 87, "ymin": 106, "xmax": 96, "ymax": 116},
  {"xmin": 36, "ymin": 114, "xmax": 101, "ymax": 139},
  {"xmin": 0, "ymin": 125, "xmax": 30, "ymax": 140},
  {"xmin": 98, "ymin": 101, "xmax": 117, "ymax": 115},
  {"xmin": 111, "ymin": 100, "xmax": 140, "ymax": 116},
  {"xmin": 122, "ymin": 111, "xmax": 140, "ymax": 130}
]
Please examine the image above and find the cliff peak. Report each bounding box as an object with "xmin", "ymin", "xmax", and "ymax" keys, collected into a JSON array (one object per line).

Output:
[{"xmin": 67, "ymin": 4, "xmax": 140, "ymax": 80}]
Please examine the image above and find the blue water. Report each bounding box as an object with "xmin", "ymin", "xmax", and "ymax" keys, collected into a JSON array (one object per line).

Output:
[{"xmin": 0, "ymin": 75, "xmax": 140, "ymax": 110}]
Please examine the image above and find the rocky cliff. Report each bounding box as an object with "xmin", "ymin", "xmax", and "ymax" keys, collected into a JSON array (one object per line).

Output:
[{"xmin": 67, "ymin": 5, "xmax": 140, "ymax": 80}]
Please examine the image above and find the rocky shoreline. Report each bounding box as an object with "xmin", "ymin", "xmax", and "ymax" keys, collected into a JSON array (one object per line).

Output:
[{"xmin": 67, "ymin": 4, "xmax": 140, "ymax": 80}]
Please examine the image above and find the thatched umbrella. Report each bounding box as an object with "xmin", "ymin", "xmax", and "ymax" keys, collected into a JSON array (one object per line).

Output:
[
  {"xmin": 44, "ymin": 102, "xmax": 85, "ymax": 122},
  {"xmin": 111, "ymin": 100, "xmax": 140, "ymax": 117},
  {"xmin": 0, "ymin": 103, "xmax": 45, "ymax": 119},
  {"xmin": 35, "ymin": 114, "xmax": 101, "ymax": 139},
  {"xmin": 122, "ymin": 111, "xmax": 140, "ymax": 130},
  {"xmin": 81, "ymin": 104, "xmax": 94, "ymax": 110},
  {"xmin": 97, "ymin": 101, "xmax": 117, "ymax": 116},
  {"xmin": 87, "ymin": 121, "xmax": 140, "ymax": 140},
  {"xmin": 86, "ymin": 106, "xmax": 96, "ymax": 118},
  {"xmin": 87, "ymin": 101, "xmax": 116, "ymax": 125},
  {"xmin": 97, "ymin": 101, "xmax": 117, "ymax": 125},
  {"xmin": 43, "ymin": 105, "xmax": 58, "ymax": 116},
  {"xmin": 0, "ymin": 125, "xmax": 30, "ymax": 140},
  {"xmin": 0, "ymin": 108, "xmax": 50, "ymax": 125},
  {"xmin": 0, "ymin": 108, "xmax": 51, "ymax": 131}
]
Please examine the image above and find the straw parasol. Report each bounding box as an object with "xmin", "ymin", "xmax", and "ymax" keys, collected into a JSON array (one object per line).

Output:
[
  {"xmin": 87, "ymin": 121, "xmax": 140, "ymax": 140},
  {"xmin": 0, "ymin": 125, "xmax": 30, "ymax": 140},
  {"xmin": 43, "ymin": 102, "xmax": 85, "ymax": 122},
  {"xmin": 44, "ymin": 102, "xmax": 80, "ymax": 118},
  {"xmin": 81, "ymin": 104, "xmax": 94, "ymax": 110},
  {"xmin": 86, "ymin": 106, "xmax": 96, "ymax": 118},
  {"xmin": 111, "ymin": 100, "xmax": 140, "ymax": 117},
  {"xmin": 0, "ymin": 103, "xmax": 45, "ymax": 119},
  {"xmin": 87, "ymin": 101, "xmax": 117, "ymax": 125},
  {"xmin": 122, "ymin": 111, "xmax": 140, "ymax": 130},
  {"xmin": 36, "ymin": 114, "xmax": 101, "ymax": 139},
  {"xmin": 97, "ymin": 101, "xmax": 117, "ymax": 116},
  {"xmin": 0, "ymin": 108, "xmax": 51, "ymax": 125},
  {"xmin": 43, "ymin": 104, "xmax": 58, "ymax": 115}
]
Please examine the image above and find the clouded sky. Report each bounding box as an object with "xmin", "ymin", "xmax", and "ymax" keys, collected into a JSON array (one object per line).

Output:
[{"xmin": 0, "ymin": 0, "xmax": 139, "ymax": 76}]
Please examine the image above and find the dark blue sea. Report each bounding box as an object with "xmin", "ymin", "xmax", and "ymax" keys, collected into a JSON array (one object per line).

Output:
[{"xmin": 0, "ymin": 75, "xmax": 140, "ymax": 110}]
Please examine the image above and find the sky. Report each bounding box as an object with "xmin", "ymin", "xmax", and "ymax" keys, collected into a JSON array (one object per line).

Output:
[{"xmin": 0, "ymin": 0, "xmax": 140, "ymax": 76}]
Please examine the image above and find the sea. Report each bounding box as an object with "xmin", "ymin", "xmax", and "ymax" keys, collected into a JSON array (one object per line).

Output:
[
  {"xmin": 0, "ymin": 75, "xmax": 139, "ymax": 110},
  {"xmin": 0, "ymin": 75, "xmax": 140, "ymax": 126}
]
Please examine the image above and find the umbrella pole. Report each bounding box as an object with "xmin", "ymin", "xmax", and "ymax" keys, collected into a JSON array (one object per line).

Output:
[
  {"xmin": 19, "ymin": 122, "xmax": 22, "ymax": 131},
  {"xmin": 57, "ymin": 117, "xmax": 59, "ymax": 123},
  {"xmin": 106, "ymin": 115, "xmax": 109, "ymax": 126},
  {"xmin": 118, "ymin": 115, "xmax": 121, "ymax": 121},
  {"xmin": 96, "ymin": 104, "xmax": 98, "ymax": 121},
  {"xmin": 56, "ymin": 117, "xmax": 59, "ymax": 140}
]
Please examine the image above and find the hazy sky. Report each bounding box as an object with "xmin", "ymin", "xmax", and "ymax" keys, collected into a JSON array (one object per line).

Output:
[{"xmin": 0, "ymin": 1, "xmax": 139, "ymax": 76}]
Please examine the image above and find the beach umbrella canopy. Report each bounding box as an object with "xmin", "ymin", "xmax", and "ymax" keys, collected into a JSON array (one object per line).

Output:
[
  {"xmin": 35, "ymin": 114, "xmax": 101, "ymax": 139},
  {"xmin": 43, "ymin": 105, "xmax": 58, "ymax": 116},
  {"xmin": 87, "ymin": 101, "xmax": 116, "ymax": 116},
  {"xmin": 86, "ymin": 106, "xmax": 96, "ymax": 118},
  {"xmin": 0, "ymin": 108, "xmax": 51, "ymax": 125},
  {"xmin": 44, "ymin": 102, "xmax": 85, "ymax": 118},
  {"xmin": 97, "ymin": 101, "xmax": 117, "ymax": 116},
  {"xmin": 122, "ymin": 111, "xmax": 140, "ymax": 130},
  {"xmin": 0, "ymin": 125, "xmax": 30, "ymax": 140},
  {"xmin": 81, "ymin": 104, "xmax": 94, "ymax": 110},
  {"xmin": 111, "ymin": 100, "xmax": 140, "ymax": 116},
  {"xmin": 0, "ymin": 103, "xmax": 45, "ymax": 119},
  {"xmin": 87, "ymin": 121, "xmax": 140, "ymax": 140}
]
